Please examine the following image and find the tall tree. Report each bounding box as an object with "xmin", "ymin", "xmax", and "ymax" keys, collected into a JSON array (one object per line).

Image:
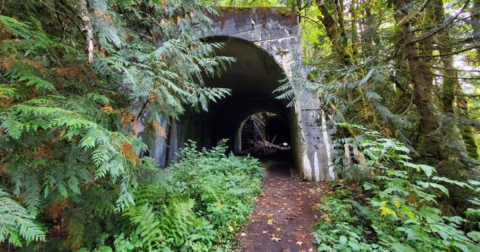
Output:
[
  {"xmin": 395, "ymin": 0, "xmax": 441, "ymax": 160},
  {"xmin": 428, "ymin": 0, "xmax": 479, "ymax": 159}
]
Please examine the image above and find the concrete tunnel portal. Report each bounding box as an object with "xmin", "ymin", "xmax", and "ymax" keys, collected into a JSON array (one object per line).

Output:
[{"xmin": 151, "ymin": 8, "xmax": 335, "ymax": 181}]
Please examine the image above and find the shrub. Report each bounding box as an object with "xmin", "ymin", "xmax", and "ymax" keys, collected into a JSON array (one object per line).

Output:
[{"xmin": 313, "ymin": 125, "xmax": 480, "ymax": 252}]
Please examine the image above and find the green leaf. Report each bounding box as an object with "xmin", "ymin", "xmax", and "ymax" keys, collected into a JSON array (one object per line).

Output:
[
  {"xmin": 391, "ymin": 243, "xmax": 417, "ymax": 252},
  {"xmin": 467, "ymin": 231, "xmax": 480, "ymax": 242},
  {"xmin": 416, "ymin": 181, "xmax": 450, "ymax": 197},
  {"xmin": 418, "ymin": 164, "xmax": 435, "ymax": 177},
  {"xmin": 468, "ymin": 180, "xmax": 480, "ymax": 186},
  {"xmin": 432, "ymin": 177, "xmax": 473, "ymax": 189},
  {"xmin": 348, "ymin": 240, "xmax": 361, "ymax": 251},
  {"xmin": 95, "ymin": 246, "xmax": 113, "ymax": 252},
  {"xmin": 363, "ymin": 182, "xmax": 377, "ymax": 190},
  {"xmin": 453, "ymin": 242, "xmax": 470, "ymax": 252}
]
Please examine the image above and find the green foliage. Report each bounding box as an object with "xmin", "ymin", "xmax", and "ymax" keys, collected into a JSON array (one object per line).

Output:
[
  {"xmin": 313, "ymin": 124, "xmax": 480, "ymax": 251},
  {"xmin": 111, "ymin": 141, "xmax": 264, "ymax": 251},
  {"xmin": 0, "ymin": 0, "xmax": 236, "ymax": 250},
  {"xmin": 0, "ymin": 188, "xmax": 46, "ymax": 246},
  {"xmin": 203, "ymin": 0, "xmax": 283, "ymax": 7}
]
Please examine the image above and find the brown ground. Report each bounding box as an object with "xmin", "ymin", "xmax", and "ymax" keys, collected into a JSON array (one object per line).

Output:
[{"xmin": 236, "ymin": 155, "xmax": 326, "ymax": 252}]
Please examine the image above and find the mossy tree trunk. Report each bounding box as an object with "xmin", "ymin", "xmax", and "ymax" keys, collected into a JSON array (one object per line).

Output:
[
  {"xmin": 315, "ymin": 0, "xmax": 354, "ymax": 66},
  {"xmin": 395, "ymin": 0, "xmax": 441, "ymax": 160},
  {"xmin": 430, "ymin": 0, "xmax": 480, "ymax": 159}
]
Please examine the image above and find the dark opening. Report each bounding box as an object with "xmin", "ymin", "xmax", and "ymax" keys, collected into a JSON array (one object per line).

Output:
[
  {"xmin": 173, "ymin": 36, "xmax": 297, "ymax": 173},
  {"xmin": 240, "ymin": 112, "xmax": 290, "ymax": 157}
]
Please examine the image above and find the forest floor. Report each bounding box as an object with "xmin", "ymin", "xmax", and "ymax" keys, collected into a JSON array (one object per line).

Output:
[{"xmin": 236, "ymin": 153, "xmax": 327, "ymax": 252}]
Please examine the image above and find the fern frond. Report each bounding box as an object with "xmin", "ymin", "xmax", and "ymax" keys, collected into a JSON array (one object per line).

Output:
[{"xmin": 0, "ymin": 188, "xmax": 46, "ymax": 245}]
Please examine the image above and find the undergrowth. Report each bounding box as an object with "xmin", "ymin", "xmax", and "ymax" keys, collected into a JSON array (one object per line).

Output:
[
  {"xmin": 313, "ymin": 124, "xmax": 480, "ymax": 252},
  {"xmin": 4, "ymin": 141, "xmax": 264, "ymax": 252},
  {"xmin": 78, "ymin": 140, "xmax": 264, "ymax": 252},
  {"xmin": 0, "ymin": 2, "xmax": 255, "ymax": 250},
  {"xmin": 109, "ymin": 140, "xmax": 265, "ymax": 252}
]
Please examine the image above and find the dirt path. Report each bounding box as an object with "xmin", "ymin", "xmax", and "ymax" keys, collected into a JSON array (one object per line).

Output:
[{"xmin": 236, "ymin": 158, "xmax": 326, "ymax": 252}]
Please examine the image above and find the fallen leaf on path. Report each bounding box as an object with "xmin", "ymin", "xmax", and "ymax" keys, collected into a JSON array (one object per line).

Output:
[
  {"xmin": 240, "ymin": 233, "xmax": 246, "ymax": 236},
  {"xmin": 262, "ymin": 230, "xmax": 268, "ymax": 234},
  {"xmin": 296, "ymin": 241, "xmax": 303, "ymax": 246},
  {"xmin": 267, "ymin": 219, "xmax": 273, "ymax": 225},
  {"xmin": 271, "ymin": 234, "xmax": 281, "ymax": 242},
  {"xmin": 276, "ymin": 228, "xmax": 281, "ymax": 232}
]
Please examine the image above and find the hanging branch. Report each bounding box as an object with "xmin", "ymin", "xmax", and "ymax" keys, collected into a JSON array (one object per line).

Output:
[{"xmin": 80, "ymin": 0, "xmax": 94, "ymax": 63}]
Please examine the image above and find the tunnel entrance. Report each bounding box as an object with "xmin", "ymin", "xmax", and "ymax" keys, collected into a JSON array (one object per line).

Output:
[
  {"xmin": 149, "ymin": 7, "xmax": 335, "ymax": 181},
  {"xmin": 171, "ymin": 36, "xmax": 297, "ymax": 170}
]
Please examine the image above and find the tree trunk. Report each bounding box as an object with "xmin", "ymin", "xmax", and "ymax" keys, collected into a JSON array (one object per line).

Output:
[
  {"xmin": 80, "ymin": 0, "xmax": 94, "ymax": 63},
  {"xmin": 431, "ymin": 0, "xmax": 480, "ymax": 159},
  {"xmin": 350, "ymin": 0, "xmax": 359, "ymax": 59},
  {"xmin": 316, "ymin": 0, "xmax": 353, "ymax": 65},
  {"xmin": 472, "ymin": 0, "xmax": 480, "ymax": 56},
  {"xmin": 395, "ymin": 0, "xmax": 441, "ymax": 160},
  {"xmin": 421, "ymin": 4, "xmax": 435, "ymax": 92}
]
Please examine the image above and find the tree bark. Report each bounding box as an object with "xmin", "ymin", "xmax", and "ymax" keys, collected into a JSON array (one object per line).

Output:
[
  {"xmin": 80, "ymin": 0, "xmax": 94, "ymax": 63},
  {"xmin": 473, "ymin": 0, "xmax": 480, "ymax": 56},
  {"xmin": 395, "ymin": 0, "xmax": 441, "ymax": 159}
]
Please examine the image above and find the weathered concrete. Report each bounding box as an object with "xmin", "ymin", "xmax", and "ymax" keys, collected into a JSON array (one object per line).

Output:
[{"xmin": 151, "ymin": 8, "xmax": 334, "ymax": 181}]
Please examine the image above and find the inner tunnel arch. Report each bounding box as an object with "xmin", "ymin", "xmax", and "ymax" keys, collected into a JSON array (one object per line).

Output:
[{"xmin": 239, "ymin": 111, "xmax": 290, "ymax": 153}]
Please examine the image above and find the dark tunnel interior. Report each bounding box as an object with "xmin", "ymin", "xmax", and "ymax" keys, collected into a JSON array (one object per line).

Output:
[{"xmin": 178, "ymin": 36, "xmax": 296, "ymax": 164}]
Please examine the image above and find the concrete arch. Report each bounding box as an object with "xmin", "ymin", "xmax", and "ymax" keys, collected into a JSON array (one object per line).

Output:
[{"xmin": 150, "ymin": 8, "xmax": 335, "ymax": 181}]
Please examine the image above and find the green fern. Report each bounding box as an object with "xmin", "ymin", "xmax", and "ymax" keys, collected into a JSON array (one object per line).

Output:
[
  {"xmin": 0, "ymin": 188, "xmax": 45, "ymax": 246},
  {"xmin": 0, "ymin": 0, "xmax": 243, "ymax": 250}
]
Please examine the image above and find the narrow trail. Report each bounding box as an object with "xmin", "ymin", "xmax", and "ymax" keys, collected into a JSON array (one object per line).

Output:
[{"xmin": 236, "ymin": 156, "xmax": 327, "ymax": 252}]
